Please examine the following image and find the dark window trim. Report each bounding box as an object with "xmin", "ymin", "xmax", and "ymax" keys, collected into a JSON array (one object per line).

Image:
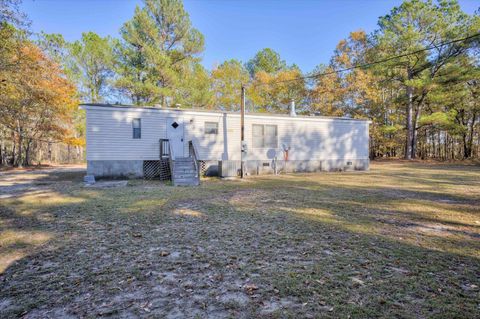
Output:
[
  {"xmin": 133, "ymin": 118, "xmax": 141, "ymax": 139},
  {"xmin": 205, "ymin": 121, "xmax": 219, "ymax": 135}
]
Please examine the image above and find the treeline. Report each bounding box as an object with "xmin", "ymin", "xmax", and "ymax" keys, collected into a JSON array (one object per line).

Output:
[
  {"xmin": 0, "ymin": 0, "xmax": 479, "ymax": 167},
  {"xmin": 0, "ymin": 1, "xmax": 80, "ymax": 167}
]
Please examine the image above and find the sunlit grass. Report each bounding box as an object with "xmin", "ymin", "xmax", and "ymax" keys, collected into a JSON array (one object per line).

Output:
[
  {"xmin": 0, "ymin": 230, "xmax": 52, "ymax": 273},
  {"xmin": 121, "ymin": 198, "xmax": 168, "ymax": 214},
  {"xmin": 0, "ymin": 161, "xmax": 479, "ymax": 318},
  {"xmin": 4, "ymin": 191, "xmax": 85, "ymax": 216},
  {"xmin": 173, "ymin": 208, "xmax": 206, "ymax": 217}
]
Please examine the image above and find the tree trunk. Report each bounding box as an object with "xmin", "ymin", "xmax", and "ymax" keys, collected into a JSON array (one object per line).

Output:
[
  {"xmin": 464, "ymin": 113, "xmax": 476, "ymax": 159},
  {"xmin": 405, "ymin": 84, "xmax": 414, "ymax": 160},
  {"xmin": 24, "ymin": 139, "xmax": 32, "ymax": 166},
  {"xmin": 462, "ymin": 133, "xmax": 470, "ymax": 159},
  {"xmin": 369, "ymin": 127, "xmax": 376, "ymax": 160},
  {"xmin": 37, "ymin": 142, "xmax": 42, "ymax": 166},
  {"xmin": 411, "ymin": 104, "xmax": 422, "ymax": 159},
  {"xmin": 11, "ymin": 139, "xmax": 16, "ymax": 166},
  {"xmin": 445, "ymin": 132, "xmax": 448, "ymax": 160},
  {"xmin": 437, "ymin": 131, "xmax": 441, "ymax": 159},
  {"xmin": 451, "ymin": 134, "xmax": 455, "ymax": 160},
  {"xmin": 16, "ymin": 128, "xmax": 23, "ymax": 168},
  {"xmin": 0, "ymin": 141, "xmax": 3, "ymax": 166},
  {"xmin": 431, "ymin": 131, "xmax": 435, "ymax": 158},
  {"xmin": 48, "ymin": 142, "xmax": 52, "ymax": 163}
]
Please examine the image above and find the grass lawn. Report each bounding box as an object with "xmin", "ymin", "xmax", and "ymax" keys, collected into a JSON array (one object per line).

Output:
[{"xmin": 0, "ymin": 161, "xmax": 479, "ymax": 318}]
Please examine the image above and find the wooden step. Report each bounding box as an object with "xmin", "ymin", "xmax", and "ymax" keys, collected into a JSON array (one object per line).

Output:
[
  {"xmin": 174, "ymin": 177, "xmax": 197, "ymax": 182},
  {"xmin": 173, "ymin": 164, "xmax": 195, "ymax": 169},
  {"xmin": 173, "ymin": 173, "xmax": 197, "ymax": 179},
  {"xmin": 174, "ymin": 172, "xmax": 197, "ymax": 176},
  {"xmin": 174, "ymin": 178, "xmax": 199, "ymax": 186},
  {"xmin": 173, "ymin": 167, "xmax": 197, "ymax": 172},
  {"xmin": 171, "ymin": 157, "xmax": 199, "ymax": 186},
  {"xmin": 174, "ymin": 161, "xmax": 195, "ymax": 165}
]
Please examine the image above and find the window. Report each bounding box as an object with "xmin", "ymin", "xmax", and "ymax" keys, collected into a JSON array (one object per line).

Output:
[
  {"xmin": 252, "ymin": 124, "xmax": 264, "ymax": 148},
  {"xmin": 205, "ymin": 122, "xmax": 218, "ymax": 135},
  {"xmin": 132, "ymin": 118, "xmax": 141, "ymax": 139},
  {"xmin": 252, "ymin": 124, "xmax": 278, "ymax": 148}
]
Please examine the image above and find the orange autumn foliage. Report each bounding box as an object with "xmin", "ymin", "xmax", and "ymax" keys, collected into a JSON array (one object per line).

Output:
[
  {"xmin": 249, "ymin": 68, "xmax": 306, "ymax": 112},
  {"xmin": 0, "ymin": 40, "xmax": 78, "ymax": 144}
]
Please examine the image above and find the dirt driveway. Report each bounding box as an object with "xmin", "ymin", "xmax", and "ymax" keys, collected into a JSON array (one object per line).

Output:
[
  {"xmin": 0, "ymin": 165, "xmax": 85, "ymax": 199},
  {"xmin": 0, "ymin": 162, "xmax": 479, "ymax": 318}
]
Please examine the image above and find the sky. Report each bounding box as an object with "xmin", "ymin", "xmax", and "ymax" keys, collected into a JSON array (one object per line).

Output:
[{"xmin": 22, "ymin": 0, "xmax": 479, "ymax": 73}]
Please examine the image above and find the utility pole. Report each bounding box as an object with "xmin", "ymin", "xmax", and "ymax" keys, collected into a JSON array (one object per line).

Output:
[{"xmin": 240, "ymin": 85, "xmax": 245, "ymax": 178}]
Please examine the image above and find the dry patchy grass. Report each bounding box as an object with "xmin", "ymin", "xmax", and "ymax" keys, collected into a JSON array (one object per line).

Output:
[{"xmin": 0, "ymin": 162, "xmax": 479, "ymax": 318}]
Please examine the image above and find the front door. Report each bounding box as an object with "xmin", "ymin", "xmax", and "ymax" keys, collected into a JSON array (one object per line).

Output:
[{"xmin": 166, "ymin": 117, "xmax": 185, "ymax": 159}]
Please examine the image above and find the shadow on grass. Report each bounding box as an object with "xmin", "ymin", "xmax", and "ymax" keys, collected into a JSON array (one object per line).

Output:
[{"xmin": 0, "ymin": 163, "xmax": 479, "ymax": 318}]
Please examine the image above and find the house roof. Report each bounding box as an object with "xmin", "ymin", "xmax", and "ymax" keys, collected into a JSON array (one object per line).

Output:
[{"xmin": 79, "ymin": 103, "xmax": 371, "ymax": 123}]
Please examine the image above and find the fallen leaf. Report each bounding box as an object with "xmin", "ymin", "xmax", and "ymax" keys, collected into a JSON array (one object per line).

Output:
[
  {"xmin": 244, "ymin": 284, "xmax": 258, "ymax": 294},
  {"xmin": 351, "ymin": 277, "xmax": 365, "ymax": 285}
]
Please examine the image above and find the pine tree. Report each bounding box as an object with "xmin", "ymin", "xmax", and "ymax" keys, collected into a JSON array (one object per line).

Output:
[
  {"xmin": 373, "ymin": 0, "xmax": 478, "ymax": 159},
  {"xmin": 115, "ymin": 0, "xmax": 204, "ymax": 106}
]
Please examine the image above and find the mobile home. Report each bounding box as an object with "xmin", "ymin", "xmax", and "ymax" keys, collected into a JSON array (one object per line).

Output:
[{"xmin": 81, "ymin": 104, "xmax": 370, "ymax": 184}]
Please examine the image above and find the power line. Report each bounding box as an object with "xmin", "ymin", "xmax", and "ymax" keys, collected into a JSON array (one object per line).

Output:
[{"xmin": 253, "ymin": 32, "xmax": 480, "ymax": 87}]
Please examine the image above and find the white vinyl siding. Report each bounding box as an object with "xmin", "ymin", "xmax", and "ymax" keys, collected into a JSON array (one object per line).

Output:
[
  {"xmin": 84, "ymin": 105, "xmax": 370, "ymax": 162},
  {"xmin": 86, "ymin": 108, "xmax": 167, "ymax": 160}
]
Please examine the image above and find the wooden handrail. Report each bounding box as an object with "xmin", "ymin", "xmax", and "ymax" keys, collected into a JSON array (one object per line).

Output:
[
  {"xmin": 168, "ymin": 140, "xmax": 175, "ymax": 183},
  {"xmin": 159, "ymin": 138, "xmax": 174, "ymax": 183},
  {"xmin": 189, "ymin": 140, "xmax": 200, "ymax": 180},
  {"xmin": 168, "ymin": 140, "xmax": 174, "ymax": 160}
]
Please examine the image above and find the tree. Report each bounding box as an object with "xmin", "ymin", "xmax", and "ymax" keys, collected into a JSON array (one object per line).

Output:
[
  {"xmin": 246, "ymin": 48, "xmax": 287, "ymax": 77},
  {"xmin": 246, "ymin": 48, "xmax": 304, "ymax": 112},
  {"xmin": 211, "ymin": 59, "xmax": 249, "ymax": 111},
  {"xmin": 36, "ymin": 32, "xmax": 87, "ymax": 159},
  {"xmin": 310, "ymin": 31, "xmax": 382, "ymax": 118},
  {"xmin": 0, "ymin": 21, "xmax": 23, "ymax": 73},
  {"xmin": 312, "ymin": 30, "xmax": 404, "ymax": 158},
  {"xmin": 36, "ymin": 32, "xmax": 78, "ymax": 84},
  {"xmin": 374, "ymin": 0, "xmax": 479, "ymax": 159},
  {"xmin": 0, "ymin": 0, "xmax": 28, "ymax": 28},
  {"xmin": 418, "ymin": 55, "xmax": 480, "ymax": 159},
  {"xmin": 249, "ymin": 67, "xmax": 306, "ymax": 113},
  {"xmin": 310, "ymin": 64, "xmax": 348, "ymax": 117},
  {"xmin": 115, "ymin": 0, "xmax": 204, "ymax": 106},
  {"xmin": 70, "ymin": 32, "xmax": 114, "ymax": 103},
  {"xmin": 0, "ymin": 28, "xmax": 77, "ymax": 166},
  {"xmin": 1, "ymin": 0, "xmax": 28, "ymax": 78},
  {"xmin": 174, "ymin": 62, "xmax": 213, "ymax": 108}
]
